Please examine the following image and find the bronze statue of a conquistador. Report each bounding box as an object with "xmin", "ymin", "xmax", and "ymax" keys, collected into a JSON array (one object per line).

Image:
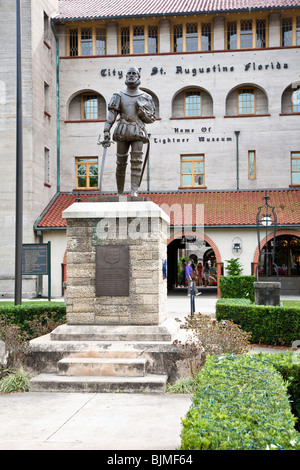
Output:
[{"xmin": 102, "ymin": 67, "xmax": 156, "ymax": 196}]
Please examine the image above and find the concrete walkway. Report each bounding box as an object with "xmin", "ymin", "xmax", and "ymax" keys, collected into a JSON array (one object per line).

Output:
[
  {"xmin": 0, "ymin": 289, "xmax": 297, "ymax": 450},
  {"xmin": 0, "ymin": 392, "xmax": 192, "ymax": 450},
  {"xmin": 0, "ymin": 291, "xmax": 198, "ymax": 451}
]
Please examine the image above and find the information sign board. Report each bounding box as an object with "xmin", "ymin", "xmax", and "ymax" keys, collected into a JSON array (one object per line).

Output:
[
  {"xmin": 21, "ymin": 242, "xmax": 51, "ymax": 301},
  {"xmin": 22, "ymin": 244, "xmax": 49, "ymax": 275}
]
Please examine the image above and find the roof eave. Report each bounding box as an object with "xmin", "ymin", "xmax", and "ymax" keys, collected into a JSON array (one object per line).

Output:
[
  {"xmin": 204, "ymin": 224, "xmax": 300, "ymax": 229},
  {"xmin": 36, "ymin": 224, "xmax": 300, "ymax": 231},
  {"xmin": 35, "ymin": 226, "xmax": 67, "ymax": 231},
  {"xmin": 52, "ymin": 5, "xmax": 300, "ymax": 23}
]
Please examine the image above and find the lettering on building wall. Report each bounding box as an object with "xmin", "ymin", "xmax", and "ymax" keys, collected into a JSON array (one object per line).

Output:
[
  {"xmin": 100, "ymin": 62, "xmax": 289, "ymax": 79},
  {"xmin": 175, "ymin": 65, "xmax": 235, "ymax": 75},
  {"xmin": 244, "ymin": 62, "xmax": 288, "ymax": 71},
  {"xmin": 174, "ymin": 127, "xmax": 211, "ymax": 133},
  {"xmin": 153, "ymin": 136, "xmax": 232, "ymax": 144},
  {"xmin": 152, "ymin": 127, "xmax": 232, "ymax": 144},
  {"xmin": 101, "ymin": 69, "xmax": 124, "ymax": 78},
  {"xmin": 151, "ymin": 67, "xmax": 166, "ymax": 75}
]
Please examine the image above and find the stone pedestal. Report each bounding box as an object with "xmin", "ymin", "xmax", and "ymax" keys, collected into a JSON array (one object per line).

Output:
[
  {"xmin": 64, "ymin": 200, "xmax": 169, "ymax": 325},
  {"xmin": 28, "ymin": 201, "xmax": 184, "ymax": 393},
  {"xmin": 254, "ymin": 281, "xmax": 281, "ymax": 306}
]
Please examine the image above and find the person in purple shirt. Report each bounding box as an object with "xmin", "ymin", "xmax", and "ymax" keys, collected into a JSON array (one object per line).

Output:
[{"xmin": 186, "ymin": 259, "xmax": 201, "ymax": 297}]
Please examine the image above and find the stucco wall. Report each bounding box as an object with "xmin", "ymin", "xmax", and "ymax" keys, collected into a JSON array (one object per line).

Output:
[{"xmin": 59, "ymin": 46, "xmax": 300, "ymax": 194}]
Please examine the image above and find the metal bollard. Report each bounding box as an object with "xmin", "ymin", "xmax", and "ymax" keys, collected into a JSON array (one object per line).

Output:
[{"xmin": 190, "ymin": 280, "xmax": 195, "ymax": 316}]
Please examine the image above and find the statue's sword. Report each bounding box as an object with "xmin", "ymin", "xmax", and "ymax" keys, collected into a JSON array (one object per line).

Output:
[
  {"xmin": 139, "ymin": 138, "xmax": 150, "ymax": 187},
  {"xmin": 97, "ymin": 134, "xmax": 114, "ymax": 197}
]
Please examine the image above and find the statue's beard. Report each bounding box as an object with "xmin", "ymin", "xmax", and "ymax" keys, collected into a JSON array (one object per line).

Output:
[{"xmin": 125, "ymin": 78, "xmax": 141, "ymax": 88}]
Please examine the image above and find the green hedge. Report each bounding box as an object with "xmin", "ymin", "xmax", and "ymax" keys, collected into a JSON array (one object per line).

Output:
[
  {"xmin": 0, "ymin": 303, "xmax": 66, "ymax": 336},
  {"xmin": 265, "ymin": 352, "xmax": 300, "ymax": 427},
  {"xmin": 180, "ymin": 354, "xmax": 300, "ymax": 450},
  {"xmin": 216, "ymin": 298, "xmax": 300, "ymax": 346},
  {"xmin": 219, "ymin": 276, "xmax": 256, "ymax": 302}
]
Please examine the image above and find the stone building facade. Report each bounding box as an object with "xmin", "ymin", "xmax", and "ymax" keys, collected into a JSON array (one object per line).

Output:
[
  {"xmin": 0, "ymin": 0, "xmax": 299, "ymax": 299},
  {"xmin": 0, "ymin": 0, "xmax": 58, "ymax": 297}
]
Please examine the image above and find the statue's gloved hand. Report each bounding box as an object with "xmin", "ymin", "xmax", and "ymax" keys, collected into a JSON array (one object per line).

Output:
[{"xmin": 102, "ymin": 131, "xmax": 112, "ymax": 147}]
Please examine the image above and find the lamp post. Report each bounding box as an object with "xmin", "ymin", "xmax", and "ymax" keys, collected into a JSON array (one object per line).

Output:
[
  {"xmin": 254, "ymin": 192, "xmax": 280, "ymax": 306},
  {"xmin": 256, "ymin": 192, "xmax": 278, "ymax": 281},
  {"xmin": 235, "ymin": 131, "xmax": 240, "ymax": 191},
  {"xmin": 15, "ymin": 0, "xmax": 23, "ymax": 305}
]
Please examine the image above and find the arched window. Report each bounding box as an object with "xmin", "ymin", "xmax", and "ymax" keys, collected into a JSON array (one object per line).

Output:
[
  {"xmin": 185, "ymin": 90, "xmax": 201, "ymax": 116},
  {"xmin": 226, "ymin": 84, "xmax": 268, "ymax": 116},
  {"xmin": 172, "ymin": 87, "xmax": 213, "ymax": 118},
  {"xmin": 281, "ymin": 83, "xmax": 300, "ymax": 114},
  {"xmin": 293, "ymin": 89, "xmax": 300, "ymax": 112},
  {"xmin": 67, "ymin": 91, "xmax": 106, "ymax": 121}
]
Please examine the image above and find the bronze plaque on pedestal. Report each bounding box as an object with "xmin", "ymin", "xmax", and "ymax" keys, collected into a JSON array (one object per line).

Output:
[{"xmin": 96, "ymin": 245, "xmax": 129, "ymax": 296}]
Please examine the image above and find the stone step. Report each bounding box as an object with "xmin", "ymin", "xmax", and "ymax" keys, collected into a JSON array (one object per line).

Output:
[
  {"xmin": 50, "ymin": 323, "xmax": 178, "ymax": 342},
  {"xmin": 57, "ymin": 357, "xmax": 148, "ymax": 377},
  {"xmin": 29, "ymin": 373, "xmax": 168, "ymax": 394}
]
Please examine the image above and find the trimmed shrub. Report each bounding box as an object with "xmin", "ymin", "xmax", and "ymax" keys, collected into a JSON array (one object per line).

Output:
[
  {"xmin": 180, "ymin": 354, "xmax": 300, "ymax": 450},
  {"xmin": 219, "ymin": 276, "xmax": 256, "ymax": 302},
  {"xmin": 216, "ymin": 298, "xmax": 300, "ymax": 346},
  {"xmin": 0, "ymin": 303, "xmax": 66, "ymax": 368},
  {"xmin": 264, "ymin": 352, "xmax": 300, "ymax": 429},
  {"xmin": 0, "ymin": 303, "xmax": 66, "ymax": 337}
]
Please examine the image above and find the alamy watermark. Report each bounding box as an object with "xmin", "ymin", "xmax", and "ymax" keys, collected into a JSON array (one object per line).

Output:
[{"xmin": 94, "ymin": 201, "xmax": 205, "ymax": 242}]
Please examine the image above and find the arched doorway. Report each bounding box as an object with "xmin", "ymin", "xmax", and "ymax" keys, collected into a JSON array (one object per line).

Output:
[
  {"xmin": 167, "ymin": 231, "xmax": 222, "ymax": 297},
  {"xmin": 253, "ymin": 229, "xmax": 300, "ymax": 295}
]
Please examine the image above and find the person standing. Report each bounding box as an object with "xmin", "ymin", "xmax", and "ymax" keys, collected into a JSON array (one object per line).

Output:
[
  {"xmin": 179, "ymin": 258, "xmax": 186, "ymax": 287},
  {"xmin": 186, "ymin": 259, "xmax": 201, "ymax": 296},
  {"xmin": 197, "ymin": 262, "xmax": 203, "ymax": 286},
  {"xmin": 203, "ymin": 262, "xmax": 210, "ymax": 287}
]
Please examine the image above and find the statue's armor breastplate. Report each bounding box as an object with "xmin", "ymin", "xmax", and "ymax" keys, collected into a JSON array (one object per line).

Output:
[
  {"xmin": 119, "ymin": 94, "xmax": 140, "ymax": 123},
  {"xmin": 108, "ymin": 91, "xmax": 155, "ymax": 143}
]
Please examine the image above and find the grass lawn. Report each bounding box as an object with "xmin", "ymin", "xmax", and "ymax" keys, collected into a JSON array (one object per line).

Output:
[
  {"xmin": 282, "ymin": 300, "xmax": 300, "ymax": 308},
  {"xmin": 0, "ymin": 301, "xmax": 64, "ymax": 307},
  {"xmin": 0, "ymin": 299, "xmax": 299, "ymax": 307}
]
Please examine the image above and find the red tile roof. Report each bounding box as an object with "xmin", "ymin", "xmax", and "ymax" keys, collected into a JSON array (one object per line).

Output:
[
  {"xmin": 56, "ymin": 0, "xmax": 300, "ymax": 20},
  {"xmin": 35, "ymin": 190, "xmax": 300, "ymax": 228}
]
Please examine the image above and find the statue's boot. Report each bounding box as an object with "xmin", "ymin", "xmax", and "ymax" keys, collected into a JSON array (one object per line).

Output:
[
  {"xmin": 116, "ymin": 153, "xmax": 128, "ymax": 195},
  {"xmin": 130, "ymin": 151, "xmax": 143, "ymax": 197}
]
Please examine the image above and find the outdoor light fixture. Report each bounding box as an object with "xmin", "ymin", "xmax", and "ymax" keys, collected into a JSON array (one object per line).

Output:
[
  {"xmin": 232, "ymin": 237, "xmax": 242, "ymax": 255},
  {"xmin": 261, "ymin": 215, "xmax": 273, "ymax": 227},
  {"xmin": 256, "ymin": 192, "xmax": 278, "ymax": 280}
]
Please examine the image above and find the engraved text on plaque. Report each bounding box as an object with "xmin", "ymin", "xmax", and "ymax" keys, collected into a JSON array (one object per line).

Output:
[{"xmin": 96, "ymin": 245, "xmax": 129, "ymax": 296}]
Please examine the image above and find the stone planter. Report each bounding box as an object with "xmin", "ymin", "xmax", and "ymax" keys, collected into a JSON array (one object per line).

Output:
[{"xmin": 254, "ymin": 281, "xmax": 281, "ymax": 306}]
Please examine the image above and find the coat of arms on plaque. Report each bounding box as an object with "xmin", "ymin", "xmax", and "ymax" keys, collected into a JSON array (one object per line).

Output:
[
  {"xmin": 96, "ymin": 245, "xmax": 129, "ymax": 296},
  {"xmin": 105, "ymin": 246, "xmax": 120, "ymax": 264}
]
